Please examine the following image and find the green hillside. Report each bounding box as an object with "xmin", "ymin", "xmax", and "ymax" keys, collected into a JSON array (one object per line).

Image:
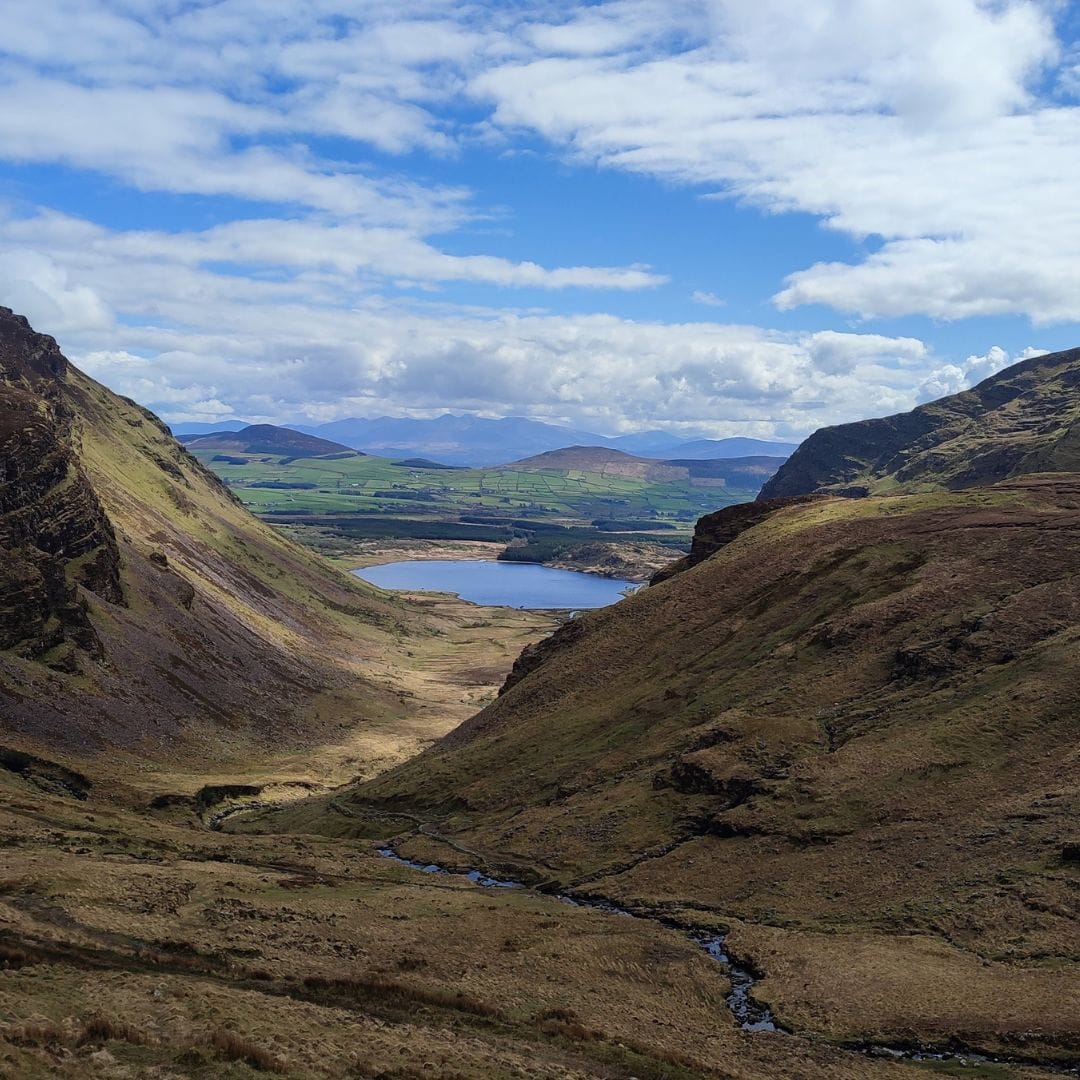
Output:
[{"xmin": 186, "ymin": 445, "xmax": 777, "ymax": 549}]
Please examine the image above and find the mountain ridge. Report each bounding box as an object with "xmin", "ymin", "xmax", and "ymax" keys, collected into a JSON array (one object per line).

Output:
[
  {"xmin": 760, "ymin": 344, "xmax": 1080, "ymax": 499},
  {"xmin": 0, "ymin": 308, "xmax": 417, "ymax": 768}
]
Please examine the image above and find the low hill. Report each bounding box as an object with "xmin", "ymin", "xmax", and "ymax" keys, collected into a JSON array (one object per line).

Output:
[
  {"xmin": 667, "ymin": 455, "xmax": 789, "ymax": 488},
  {"xmin": 507, "ymin": 446, "xmax": 787, "ymax": 489},
  {"xmin": 0, "ymin": 308, "xmax": 414, "ymax": 775},
  {"xmin": 183, "ymin": 423, "xmax": 359, "ymax": 458},
  {"xmin": 507, "ymin": 446, "xmax": 688, "ymax": 481},
  {"xmin": 760, "ymin": 345, "xmax": 1080, "ymax": 499}
]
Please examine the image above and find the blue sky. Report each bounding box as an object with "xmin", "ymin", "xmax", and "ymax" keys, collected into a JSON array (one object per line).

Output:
[{"xmin": 2, "ymin": 0, "xmax": 1079, "ymax": 440}]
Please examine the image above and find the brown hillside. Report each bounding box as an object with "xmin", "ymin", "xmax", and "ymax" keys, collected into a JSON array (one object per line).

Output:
[
  {"xmin": 340, "ymin": 478, "xmax": 1080, "ymax": 1061},
  {"xmin": 0, "ymin": 308, "xmax": 417, "ymax": 773}
]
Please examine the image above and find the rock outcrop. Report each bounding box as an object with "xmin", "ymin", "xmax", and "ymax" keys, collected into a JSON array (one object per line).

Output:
[
  {"xmin": 759, "ymin": 345, "xmax": 1080, "ymax": 499},
  {"xmin": 0, "ymin": 309, "xmax": 122, "ymax": 663}
]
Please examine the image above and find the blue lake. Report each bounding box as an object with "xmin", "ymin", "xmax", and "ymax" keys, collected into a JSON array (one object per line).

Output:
[{"xmin": 352, "ymin": 559, "xmax": 637, "ymax": 609}]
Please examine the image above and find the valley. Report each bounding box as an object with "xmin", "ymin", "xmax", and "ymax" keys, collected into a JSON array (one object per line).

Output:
[
  {"xmin": 1, "ymin": 309, "xmax": 1078, "ymax": 1079},
  {"xmin": 183, "ymin": 436, "xmax": 783, "ymax": 583}
]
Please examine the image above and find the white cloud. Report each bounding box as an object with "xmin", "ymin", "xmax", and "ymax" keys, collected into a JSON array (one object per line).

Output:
[
  {"xmin": 1, "ymin": 0, "xmax": 1076, "ymax": 442},
  {"xmin": 692, "ymin": 290, "xmax": 725, "ymax": 307},
  {"xmin": 916, "ymin": 345, "xmax": 1047, "ymax": 401},
  {"xmin": 0, "ymin": 206, "xmax": 945, "ymax": 439},
  {"xmin": 468, "ymin": 0, "xmax": 1080, "ymax": 323}
]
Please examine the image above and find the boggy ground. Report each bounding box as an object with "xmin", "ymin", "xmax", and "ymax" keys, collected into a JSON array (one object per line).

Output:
[{"xmin": 3, "ymin": 777, "xmax": 1066, "ymax": 1080}]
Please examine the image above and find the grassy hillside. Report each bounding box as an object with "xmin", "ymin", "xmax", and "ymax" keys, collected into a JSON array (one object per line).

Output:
[
  {"xmin": 0, "ymin": 308, "xmax": 458, "ymax": 788},
  {"xmin": 302, "ymin": 477, "xmax": 1080, "ymax": 1063},
  {"xmin": 186, "ymin": 443, "xmax": 780, "ymax": 561},
  {"xmin": 761, "ymin": 345, "xmax": 1080, "ymax": 499}
]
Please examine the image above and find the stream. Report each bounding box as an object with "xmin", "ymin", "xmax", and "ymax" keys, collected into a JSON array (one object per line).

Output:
[
  {"xmin": 376, "ymin": 845, "xmax": 1080, "ymax": 1076},
  {"xmin": 377, "ymin": 845, "xmax": 782, "ymax": 1033}
]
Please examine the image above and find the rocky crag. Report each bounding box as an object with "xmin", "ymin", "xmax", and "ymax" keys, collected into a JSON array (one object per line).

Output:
[
  {"xmin": 760, "ymin": 345, "xmax": 1080, "ymax": 498},
  {"xmin": 0, "ymin": 311, "xmax": 122, "ymax": 663}
]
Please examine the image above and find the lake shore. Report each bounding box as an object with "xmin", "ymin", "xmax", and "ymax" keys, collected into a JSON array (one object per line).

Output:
[
  {"xmin": 292, "ymin": 527, "xmax": 682, "ymax": 582},
  {"xmin": 352, "ymin": 558, "xmax": 637, "ymax": 609}
]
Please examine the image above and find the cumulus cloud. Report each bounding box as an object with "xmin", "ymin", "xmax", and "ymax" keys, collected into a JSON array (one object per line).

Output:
[
  {"xmin": 692, "ymin": 290, "xmax": 725, "ymax": 307},
  {"xmin": 0, "ymin": 0, "xmax": 1075, "ymax": 438},
  {"xmin": 916, "ymin": 345, "xmax": 1046, "ymax": 402},
  {"xmin": 469, "ymin": 0, "xmax": 1078, "ymax": 324},
  {"xmin": 0, "ymin": 205, "xmax": 946, "ymax": 438}
]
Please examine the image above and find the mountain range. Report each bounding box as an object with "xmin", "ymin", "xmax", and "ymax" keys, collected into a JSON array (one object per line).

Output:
[{"xmin": 171, "ymin": 414, "xmax": 800, "ymax": 467}]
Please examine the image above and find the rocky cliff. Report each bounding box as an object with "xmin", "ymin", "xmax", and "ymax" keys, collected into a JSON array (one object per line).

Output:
[
  {"xmin": 0, "ymin": 310, "xmax": 122, "ymax": 663},
  {"xmin": 759, "ymin": 345, "xmax": 1080, "ymax": 499},
  {"xmin": 0, "ymin": 309, "xmax": 419, "ymax": 762}
]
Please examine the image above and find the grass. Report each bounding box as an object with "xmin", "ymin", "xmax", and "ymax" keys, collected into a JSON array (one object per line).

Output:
[{"xmin": 187, "ymin": 447, "xmax": 754, "ymax": 528}]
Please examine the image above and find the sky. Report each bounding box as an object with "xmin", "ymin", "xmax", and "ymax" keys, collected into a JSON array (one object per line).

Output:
[{"xmin": 2, "ymin": 0, "xmax": 1080, "ymax": 441}]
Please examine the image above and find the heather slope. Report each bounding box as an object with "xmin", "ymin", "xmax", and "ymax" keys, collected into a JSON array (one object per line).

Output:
[
  {"xmin": 760, "ymin": 345, "xmax": 1080, "ymax": 499},
  {"xmin": 329, "ymin": 478, "xmax": 1080, "ymax": 1058},
  {"xmin": 0, "ymin": 308, "xmax": 423, "ymax": 775}
]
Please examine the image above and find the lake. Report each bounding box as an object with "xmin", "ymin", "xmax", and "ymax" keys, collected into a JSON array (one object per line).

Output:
[{"xmin": 352, "ymin": 559, "xmax": 637, "ymax": 609}]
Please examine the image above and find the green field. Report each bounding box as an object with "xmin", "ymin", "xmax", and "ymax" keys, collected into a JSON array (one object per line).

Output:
[{"xmin": 191, "ymin": 449, "xmax": 756, "ymax": 536}]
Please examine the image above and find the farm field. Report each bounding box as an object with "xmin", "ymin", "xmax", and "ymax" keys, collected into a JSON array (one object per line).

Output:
[{"xmin": 189, "ymin": 449, "xmax": 756, "ymax": 529}]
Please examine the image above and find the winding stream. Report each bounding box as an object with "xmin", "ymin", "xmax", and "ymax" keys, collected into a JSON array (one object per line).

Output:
[
  {"xmin": 376, "ymin": 845, "xmax": 1079, "ymax": 1075},
  {"xmin": 376, "ymin": 845, "xmax": 780, "ymax": 1032}
]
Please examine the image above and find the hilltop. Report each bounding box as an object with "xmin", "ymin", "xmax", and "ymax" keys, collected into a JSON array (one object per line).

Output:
[
  {"xmin": 760, "ymin": 345, "xmax": 1080, "ymax": 499},
  {"xmin": 182, "ymin": 423, "xmax": 359, "ymax": 458},
  {"xmin": 508, "ymin": 445, "xmax": 787, "ymax": 489}
]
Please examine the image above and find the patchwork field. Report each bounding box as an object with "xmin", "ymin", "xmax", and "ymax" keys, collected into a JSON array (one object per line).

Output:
[{"xmin": 187, "ymin": 449, "xmax": 753, "ymax": 527}]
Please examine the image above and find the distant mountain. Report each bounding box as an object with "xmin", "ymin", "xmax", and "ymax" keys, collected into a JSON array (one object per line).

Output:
[
  {"xmin": 289, "ymin": 414, "xmax": 799, "ymax": 467},
  {"xmin": 603, "ymin": 431, "xmax": 689, "ymax": 456},
  {"xmin": 760, "ymin": 345, "xmax": 1080, "ymax": 500},
  {"xmin": 168, "ymin": 420, "xmax": 249, "ymax": 435},
  {"xmin": 658, "ymin": 437, "xmax": 800, "ymax": 459},
  {"xmin": 183, "ymin": 424, "xmax": 359, "ymax": 458},
  {"xmin": 294, "ymin": 414, "xmax": 602, "ymax": 467}
]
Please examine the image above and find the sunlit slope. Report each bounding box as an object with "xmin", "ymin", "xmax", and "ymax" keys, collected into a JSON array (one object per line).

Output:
[
  {"xmin": 761, "ymin": 344, "xmax": 1080, "ymax": 498},
  {"xmin": 0, "ymin": 308, "xmax": 421, "ymax": 768}
]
